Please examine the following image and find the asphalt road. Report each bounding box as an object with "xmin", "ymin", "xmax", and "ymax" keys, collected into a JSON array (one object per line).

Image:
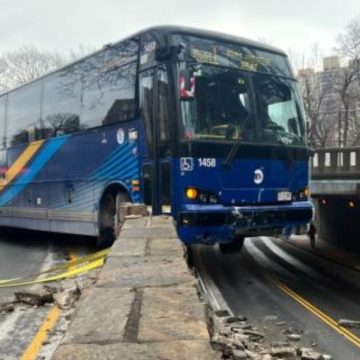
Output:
[
  {"xmin": 193, "ymin": 236, "xmax": 360, "ymax": 359},
  {"xmin": 0, "ymin": 228, "xmax": 95, "ymax": 360},
  {"xmin": 0, "ymin": 229, "xmax": 51, "ymax": 303}
]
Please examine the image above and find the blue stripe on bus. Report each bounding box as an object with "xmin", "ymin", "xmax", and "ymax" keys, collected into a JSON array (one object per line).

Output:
[
  {"xmin": 61, "ymin": 164, "xmax": 139, "ymax": 209},
  {"xmin": 90, "ymin": 143, "xmax": 133, "ymax": 176},
  {"xmin": 91, "ymin": 159, "xmax": 138, "ymax": 180},
  {"xmin": 0, "ymin": 137, "xmax": 68, "ymax": 206},
  {"xmin": 52, "ymin": 141, "xmax": 139, "ymax": 209},
  {"xmin": 89, "ymin": 143, "xmax": 134, "ymax": 178}
]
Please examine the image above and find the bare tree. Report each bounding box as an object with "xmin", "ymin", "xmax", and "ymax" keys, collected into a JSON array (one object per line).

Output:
[
  {"xmin": 335, "ymin": 14, "xmax": 360, "ymax": 147},
  {"xmin": 0, "ymin": 45, "xmax": 95, "ymax": 93},
  {"xmin": 298, "ymin": 68, "xmax": 336, "ymax": 147},
  {"xmin": 0, "ymin": 46, "xmax": 67, "ymax": 91},
  {"xmin": 333, "ymin": 65, "xmax": 357, "ymax": 146},
  {"xmin": 297, "ymin": 44, "xmax": 336, "ymax": 148}
]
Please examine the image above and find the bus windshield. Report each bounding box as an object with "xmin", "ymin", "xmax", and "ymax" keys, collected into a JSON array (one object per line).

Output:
[
  {"xmin": 174, "ymin": 34, "xmax": 306, "ymax": 146},
  {"xmin": 180, "ymin": 66, "xmax": 255, "ymax": 142},
  {"xmin": 180, "ymin": 65, "xmax": 306, "ymax": 146}
]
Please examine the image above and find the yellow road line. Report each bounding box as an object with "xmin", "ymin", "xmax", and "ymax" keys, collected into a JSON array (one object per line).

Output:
[
  {"xmin": 271, "ymin": 276, "xmax": 360, "ymax": 349},
  {"xmin": 0, "ymin": 140, "xmax": 44, "ymax": 191},
  {"xmin": 20, "ymin": 249, "xmax": 78, "ymax": 360},
  {"xmin": 20, "ymin": 305, "xmax": 60, "ymax": 360}
]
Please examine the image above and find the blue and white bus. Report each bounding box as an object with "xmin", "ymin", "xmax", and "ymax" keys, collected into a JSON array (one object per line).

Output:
[{"xmin": 0, "ymin": 26, "xmax": 313, "ymax": 250}]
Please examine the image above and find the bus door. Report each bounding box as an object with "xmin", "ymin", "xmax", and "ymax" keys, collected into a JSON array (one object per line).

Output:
[{"xmin": 139, "ymin": 66, "xmax": 172, "ymax": 215}]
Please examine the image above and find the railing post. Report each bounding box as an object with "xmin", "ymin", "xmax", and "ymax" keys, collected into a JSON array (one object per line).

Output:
[
  {"xmin": 317, "ymin": 150, "xmax": 325, "ymax": 174},
  {"xmin": 343, "ymin": 148, "xmax": 350, "ymax": 171},
  {"xmin": 330, "ymin": 149, "xmax": 337, "ymax": 173}
]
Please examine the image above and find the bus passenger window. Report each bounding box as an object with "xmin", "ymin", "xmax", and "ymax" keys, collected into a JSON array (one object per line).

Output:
[
  {"xmin": 7, "ymin": 82, "xmax": 41, "ymax": 146},
  {"xmin": 81, "ymin": 43, "xmax": 137, "ymax": 128},
  {"xmin": 0, "ymin": 96, "xmax": 6, "ymax": 149},
  {"xmin": 42, "ymin": 69, "xmax": 81, "ymax": 138}
]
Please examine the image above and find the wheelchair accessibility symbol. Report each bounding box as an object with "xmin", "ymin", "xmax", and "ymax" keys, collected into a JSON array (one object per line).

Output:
[{"xmin": 180, "ymin": 157, "xmax": 194, "ymax": 171}]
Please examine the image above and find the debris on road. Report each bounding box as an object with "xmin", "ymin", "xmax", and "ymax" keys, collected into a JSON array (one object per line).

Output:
[
  {"xmin": 300, "ymin": 347, "xmax": 323, "ymax": 360},
  {"xmin": 54, "ymin": 285, "xmax": 81, "ymax": 309},
  {"xmin": 15, "ymin": 286, "xmax": 56, "ymax": 306},
  {"xmin": 0, "ymin": 302, "xmax": 15, "ymax": 314},
  {"xmin": 270, "ymin": 343, "xmax": 297, "ymax": 358},
  {"xmin": 209, "ymin": 310, "xmax": 333, "ymax": 360},
  {"xmin": 283, "ymin": 327, "xmax": 303, "ymax": 342},
  {"xmin": 287, "ymin": 333, "xmax": 302, "ymax": 342},
  {"xmin": 337, "ymin": 318, "xmax": 360, "ymax": 328}
]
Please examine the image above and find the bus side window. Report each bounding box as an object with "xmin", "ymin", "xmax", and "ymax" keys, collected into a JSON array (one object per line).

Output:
[
  {"xmin": 0, "ymin": 95, "xmax": 6, "ymax": 149},
  {"xmin": 139, "ymin": 72, "xmax": 154, "ymax": 149},
  {"xmin": 41, "ymin": 70, "xmax": 81, "ymax": 139},
  {"xmin": 7, "ymin": 82, "xmax": 42, "ymax": 146}
]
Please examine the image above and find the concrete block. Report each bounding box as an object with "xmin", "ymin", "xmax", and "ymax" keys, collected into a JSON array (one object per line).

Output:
[
  {"xmin": 53, "ymin": 341, "xmax": 217, "ymax": 360},
  {"xmin": 148, "ymin": 237, "xmax": 184, "ymax": 256},
  {"xmin": 110, "ymin": 237, "xmax": 147, "ymax": 257},
  {"xmin": 119, "ymin": 227, "xmax": 177, "ymax": 239},
  {"xmin": 62, "ymin": 287, "xmax": 134, "ymax": 344},
  {"xmin": 122, "ymin": 217, "xmax": 149, "ymax": 229},
  {"xmin": 119, "ymin": 203, "xmax": 148, "ymax": 221},
  {"xmin": 149, "ymin": 215, "xmax": 174, "ymax": 227},
  {"xmin": 138, "ymin": 286, "xmax": 209, "ymax": 342},
  {"xmin": 97, "ymin": 256, "xmax": 194, "ymax": 289}
]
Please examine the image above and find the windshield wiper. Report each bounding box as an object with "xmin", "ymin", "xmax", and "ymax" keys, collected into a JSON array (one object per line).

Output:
[
  {"xmin": 269, "ymin": 124, "xmax": 286, "ymax": 146},
  {"xmin": 222, "ymin": 142, "xmax": 240, "ymax": 168}
]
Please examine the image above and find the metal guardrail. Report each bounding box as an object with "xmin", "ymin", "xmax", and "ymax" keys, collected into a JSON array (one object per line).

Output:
[{"xmin": 311, "ymin": 147, "xmax": 360, "ymax": 180}]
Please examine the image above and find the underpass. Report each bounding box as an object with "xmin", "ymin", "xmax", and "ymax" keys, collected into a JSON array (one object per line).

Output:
[
  {"xmin": 311, "ymin": 146, "xmax": 360, "ymax": 250},
  {"xmin": 193, "ymin": 236, "xmax": 360, "ymax": 359}
]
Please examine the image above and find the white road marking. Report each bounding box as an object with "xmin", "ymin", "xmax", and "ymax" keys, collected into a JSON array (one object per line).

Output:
[
  {"xmin": 260, "ymin": 237, "xmax": 330, "ymax": 283},
  {"xmin": 244, "ymin": 240, "xmax": 298, "ymax": 282}
]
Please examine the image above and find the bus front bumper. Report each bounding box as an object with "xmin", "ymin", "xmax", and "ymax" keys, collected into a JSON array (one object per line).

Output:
[{"xmin": 176, "ymin": 201, "xmax": 313, "ymax": 245}]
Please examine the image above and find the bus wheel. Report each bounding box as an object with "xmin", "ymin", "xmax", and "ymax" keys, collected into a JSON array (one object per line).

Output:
[
  {"xmin": 97, "ymin": 190, "xmax": 130, "ymax": 248},
  {"xmin": 219, "ymin": 237, "xmax": 244, "ymax": 254}
]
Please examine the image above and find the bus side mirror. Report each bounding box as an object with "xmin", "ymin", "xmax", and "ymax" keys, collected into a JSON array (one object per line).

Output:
[{"xmin": 179, "ymin": 69, "xmax": 195, "ymax": 101}]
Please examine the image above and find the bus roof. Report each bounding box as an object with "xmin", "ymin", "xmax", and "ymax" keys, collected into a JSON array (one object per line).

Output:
[
  {"xmin": 0, "ymin": 25, "xmax": 287, "ymax": 96},
  {"xmin": 141, "ymin": 25, "xmax": 287, "ymax": 56}
]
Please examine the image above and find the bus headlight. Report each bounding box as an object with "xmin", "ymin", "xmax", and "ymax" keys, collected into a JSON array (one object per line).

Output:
[{"xmin": 186, "ymin": 187, "xmax": 198, "ymax": 200}]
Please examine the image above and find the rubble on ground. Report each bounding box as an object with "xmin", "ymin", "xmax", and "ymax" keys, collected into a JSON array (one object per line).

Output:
[
  {"xmin": 0, "ymin": 302, "xmax": 15, "ymax": 314},
  {"xmin": 15, "ymin": 286, "xmax": 56, "ymax": 306},
  {"xmin": 337, "ymin": 318, "xmax": 360, "ymax": 328},
  {"xmin": 209, "ymin": 310, "xmax": 333, "ymax": 360},
  {"xmin": 54, "ymin": 285, "xmax": 81, "ymax": 309}
]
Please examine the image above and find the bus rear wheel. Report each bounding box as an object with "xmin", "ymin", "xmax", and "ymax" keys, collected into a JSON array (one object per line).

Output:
[
  {"xmin": 219, "ymin": 237, "xmax": 244, "ymax": 254},
  {"xmin": 97, "ymin": 190, "xmax": 130, "ymax": 248}
]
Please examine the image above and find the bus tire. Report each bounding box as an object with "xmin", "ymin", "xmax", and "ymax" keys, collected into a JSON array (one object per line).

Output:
[
  {"xmin": 219, "ymin": 236, "xmax": 244, "ymax": 254},
  {"xmin": 97, "ymin": 189, "xmax": 130, "ymax": 248}
]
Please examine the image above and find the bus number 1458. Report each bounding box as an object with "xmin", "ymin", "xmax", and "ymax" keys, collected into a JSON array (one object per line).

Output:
[{"xmin": 198, "ymin": 158, "xmax": 216, "ymax": 167}]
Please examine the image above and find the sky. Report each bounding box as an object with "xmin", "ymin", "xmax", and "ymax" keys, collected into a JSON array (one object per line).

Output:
[{"xmin": 0, "ymin": 0, "xmax": 359, "ymax": 63}]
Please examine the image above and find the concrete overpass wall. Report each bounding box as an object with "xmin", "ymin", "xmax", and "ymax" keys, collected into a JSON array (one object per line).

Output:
[{"xmin": 311, "ymin": 147, "xmax": 360, "ymax": 251}]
